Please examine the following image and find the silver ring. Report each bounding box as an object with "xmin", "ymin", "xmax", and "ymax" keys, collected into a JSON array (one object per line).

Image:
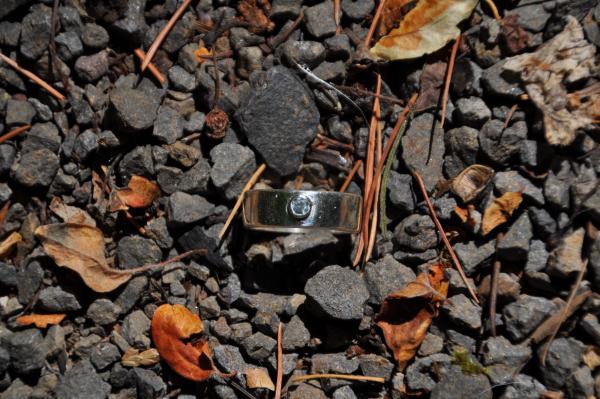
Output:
[{"xmin": 242, "ymin": 189, "xmax": 362, "ymax": 234}]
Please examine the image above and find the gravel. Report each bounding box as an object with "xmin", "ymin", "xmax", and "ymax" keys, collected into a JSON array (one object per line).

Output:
[
  {"xmin": 503, "ymin": 294, "xmax": 560, "ymax": 341},
  {"xmin": 364, "ymin": 255, "xmax": 416, "ymax": 304},
  {"xmin": 209, "ymin": 143, "xmax": 256, "ymax": 201},
  {"xmin": 54, "ymin": 359, "xmax": 111, "ymax": 399},
  {"xmin": 106, "ymin": 88, "xmax": 161, "ymax": 133}
]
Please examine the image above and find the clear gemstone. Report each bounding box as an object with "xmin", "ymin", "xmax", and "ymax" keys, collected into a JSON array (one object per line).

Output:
[{"xmin": 288, "ymin": 195, "xmax": 312, "ymax": 219}]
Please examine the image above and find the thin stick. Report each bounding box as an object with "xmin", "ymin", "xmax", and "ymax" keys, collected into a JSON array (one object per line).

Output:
[
  {"xmin": 141, "ymin": 0, "xmax": 192, "ymax": 71},
  {"xmin": 539, "ymin": 259, "xmax": 588, "ymax": 365},
  {"xmin": 335, "ymin": 85, "xmax": 405, "ymax": 105},
  {"xmin": 364, "ymin": 0, "xmax": 388, "ymax": 47},
  {"xmin": 274, "ymin": 323, "xmax": 283, "ymax": 399},
  {"xmin": 365, "ymin": 101, "xmax": 384, "ymax": 262},
  {"xmin": 291, "ymin": 374, "xmax": 385, "ymax": 384},
  {"xmin": 218, "ymin": 163, "xmax": 266, "ymax": 240},
  {"xmin": 412, "ymin": 171, "xmax": 479, "ymax": 304},
  {"xmin": 503, "ymin": 104, "xmax": 518, "ymax": 128},
  {"xmin": 489, "ymin": 233, "xmax": 503, "ymax": 337},
  {"xmin": 440, "ymin": 35, "xmax": 460, "ymax": 129},
  {"xmin": 0, "ymin": 53, "xmax": 65, "ymax": 102},
  {"xmin": 0, "ymin": 125, "xmax": 31, "ymax": 144},
  {"xmin": 134, "ymin": 48, "xmax": 166, "ymax": 84},
  {"xmin": 340, "ymin": 160, "xmax": 362, "ymax": 192},
  {"xmin": 484, "ymin": 0, "xmax": 502, "ymax": 20},
  {"xmin": 126, "ymin": 249, "xmax": 207, "ymax": 275}
]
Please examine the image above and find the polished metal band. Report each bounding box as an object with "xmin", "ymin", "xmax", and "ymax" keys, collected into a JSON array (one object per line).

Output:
[{"xmin": 242, "ymin": 189, "xmax": 362, "ymax": 234}]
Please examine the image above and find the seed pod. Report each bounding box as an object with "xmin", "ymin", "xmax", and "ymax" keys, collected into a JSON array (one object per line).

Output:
[{"xmin": 450, "ymin": 164, "xmax": 494, "ymax": 203}]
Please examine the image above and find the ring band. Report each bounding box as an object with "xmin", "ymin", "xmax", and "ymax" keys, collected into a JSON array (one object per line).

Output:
[{"xmin": 242, "ymin": 189, "xmax": 362, "ymax": 234}]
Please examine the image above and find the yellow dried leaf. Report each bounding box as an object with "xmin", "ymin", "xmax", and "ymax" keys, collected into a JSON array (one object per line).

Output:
[
  {"xmin": 0, "ymin": 232, "xmax": 21, "ymax": 259},
  {"xmin": 481, "ymin": 192, "xmax": 523, "ymax": 235},
  {"xmin": 371, "ymin": 0, "xmax": 478, "ymax": 60},
  {"xmin": 244, "ymin": 368, "xmax": 275, "ymax": 390},
  {"xmin": 121, "ymin": 348, "xmax": 160, "ymax": 367}
]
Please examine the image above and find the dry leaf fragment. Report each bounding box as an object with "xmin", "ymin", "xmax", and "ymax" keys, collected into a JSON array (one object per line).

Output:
[
  {"xmin": 152, "ymin": 304, "xmax": 228, "ymax": 381},
  {"xmin": 49, "ymin": 197, "xmax": 96, "ymax": 227},
  {"xmin": 583, "ymin": 346, "xmax": 600, "ymax": 370},
  {"xmin": 500, "ymin": 15, "xmax": 533, "ymax": 55},
  {"xmin": 380, "ymin": 0, "xmax": 415, "ymax": 35},
  {"xmin": 371, "ymin": 0, "xmax": 478, "ymax": 60},
  {"xmin": 415, "ymin": 61, "xmax": 447, "ymax": 111},
  {"xmin": 375, "ymin": 263, "xmax": 448, "ymax": 370},
  {"xmin": 16, "ymin": 313, "xmax": 66, "ymax": 328},
  {"xmin": 481, "ymin": 192, "xmax": 523, "ymax": 235},
  {"xmin": 450, "ymin": 164, "xmax": 494, "ymax": 203},
  {"xmin": 0, "ymin": 232, "xmax": 22, "ymax": 259},
  {"xmin": 194, "ymin": 47, "xmax": 212, "ymax": 64},
  {"xmin": 245, "ymin": 367, "xmax": 275, "ymax": 390},
  {"xmin": 122, "ymin": 348, "xmax": 160, "ymax": 367},
  {"xmin": 503, "ymin": 16, "xmax": 600, "ymax": 146},
  {"xmin": 110, "ymin": 176, "xmax": 161, "ymax": 212},
  {"xmin": 238, "ymin": 0, "xmax": 274, "ymax": 34},
  {"xmin": 35, "ymin": 223, "xmax": 132, "ymax": 292}
]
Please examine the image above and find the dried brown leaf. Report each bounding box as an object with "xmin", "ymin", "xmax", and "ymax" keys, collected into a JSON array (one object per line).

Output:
[
  {"xmin": 151, "ymin": 304, "xmax": 229, "ymax": 381},
  {"xmin": 16, "ymin": 313, "xmax": 66, "ymax": 328},
  {"xmin": 500, "ymin": 14, "xmax": 533, "ymax": 55},
  {"xmin": 194, "ymin": 47, "xmax": 212, "ymax": 64},
  {"xmin": 380, "ymin": 0, "xmax": 415, "ymax": 35},
  {"xmin": 454, "ymin": 205, "xmax": 477, "ymax": 228},
  {"xmin": 504, "ymin": 16, "xmax": 600, "ymax": 146},
  {"xmin": 0, "ymin": 232, "xmax": 22, "ymax": 259},
  {"xmin": 450, "ymin": 164, "xmax": 494, "ymax": 203},
  {"xmin": 583, "ymin": 346, "xmax": 600, "ymax": 369},
  {"xmin": 49, "ymin": 197, "xmax": 96, "ymax": 226},
  {"xmin": 371, "ymin": 0, "xmax": 478, "ymax": 60},
  {"xmin": 415, "ymin": 61, "xmax": 447, "ymax": 111},
  {"xmin": 34, "ymin": 223, "xmax": 132, "ymax": 292},
  {"xmin": 110, "ymin": 176, "xmax": 161, "ymax": 212},
  {"xmin": 481, "ymin": 192, "xmax": 523, "ymax": 235},
  {"xmin": 375, "ymin": 264, "xmax": 448, "ymax": 370},
  {"xmin": 238, "ymin": 0, "xmax": 274, "ymax": 34},
  {"xmin": 245, "ymin": 367, "xmax": 275, "ymax": 390},
  {"xmin": 122, "ymin": 348, "xmax": 160, "ymax": 367}
]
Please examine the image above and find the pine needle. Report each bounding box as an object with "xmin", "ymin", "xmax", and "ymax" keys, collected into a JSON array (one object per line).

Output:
[
  {"xmin": 340, "ymin": 160, "xmax": 362, "ymax": 193},
  {"xmin": 0, "ymin": 125, "xmax": 31, "ymax": 144},
  {"xmin": 440, "ymin": 35, "xmax": 460, "ymax": 129},
  {"xmin": 291, "ymin": 374, "xmax": 385, "ymax": 384},
  {"xmin": 274, "ymin": 323, "xmax": 283, "ymax": 399},
  {"xmin": 484, "ymin": 0, "xmax": 502, "ymax": 20},
  {"xmin": 134, "ymin": 48, "xmax": 166, "ymax": 84},
  {"xmin": 0, "ymin": 53, "xmax": 65, "ymax": 102},
  {"xmin": 364, "ymin": 0, "xmax": 388, "ymax": 47}
]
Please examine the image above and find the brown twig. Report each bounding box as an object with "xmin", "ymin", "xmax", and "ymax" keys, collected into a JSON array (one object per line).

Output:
[
  {"xmin": 219, "ymin": 164, "xmax": 266, "ymax": 240},
  {"xmin": 0, "ymin": 125, "xmax": 31, "ymax": 144},
  {"xmin": 335, "ymin": 85, "xmax": 405, "ymax": 105},
  {"xmin": 316, "ymin": 134, "xmax": 355, "ymax": 152},
  {"xmin": 539, "ymin": 259, "xmax": 588, "ymax": 365},
  {"xmin": 484, "ymin": 0, "xmax": 502, "ymax": 20},
  {"xmin": 489, "ymin": 232, "xmax": 503, "ymax": 336},
  {"xmin": 365, "ymin": 115, "xmax": 383, "ymax": 262},
  {"xmin": 126, "ymin": 249, "xmax": 208, "ymax": 275},
  {"xmin": 364, "ymin": 0, "xmax": 388, "ymax": 47},
  {"xmin": 412, "ymin": 171, "xmax": 479, "ymax": 303},
  {"xmin": 0, "ymin": 53, "xmax": 65, "ymax": 102},
  {"xmin": 141, "ymin": 0, "xmax": 192, "ymax": 71},
  {"xmin": 134, "ymin": 48, "xmax": 166, "ymax": 85},
  {"xmin": 440, "ymin": 35, "xmax": 460, "ymax": 129},
  {"xmin": 503, "ymin": 104, "xmax": 518, "ymax": 128},
  {"xmin": 334, "ymin": 0, "xmax": 342, "ymax": 34},
  {"xmin": 267, "ymin": 9, "xmax": 304, "ymax": 50},
  {"xmin": 340, "ymin": 160, "xmax": 362, "ymax": 193},
  {"xmin": 274, "ymin": 322, "xmax": 283, "ymax": 399},
  {"xmin": 291, "ymin": 374, "xmax": 385, "ymax": 384}
]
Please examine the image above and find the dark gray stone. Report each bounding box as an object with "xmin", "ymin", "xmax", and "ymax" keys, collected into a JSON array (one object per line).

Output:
[
  {"xmin": 145, "ymin": 217, "xmax": 173, "ymax": 249},
  {"xmin": 0, "ymin": 262, "xmax": 17, "ymax": 289},
  {"xmin": 111, "ymin": 0, "xmax": 148, "ymax": 46},
  {"xmin": 73, "ymin": 129, "xmax": 99, "ymax": 162},
  {"xmin": 394, "ymin": 214, "xmax": 439, "ymax": 252},
  {"xmin": 544, "ymin": 159, "xmax": 572, "ymax": 210},
  {"xmin": 454, "ymin": 97, "xmax": 491, "ymax": 128},
  {"xmin": 242, "ymin": 332, "xmax": 277, "ymax": 361},
  {"xmin": 167, "ymin": 191, "xmax": 214, "ymax": 228},
  {"xmin": 304, "ymin": 1, "xmax": 337, "ymax": 38},
  {"xmin": 21, "ymin": 122, "xmax": 61, "ymax": 154},
  {"xmin": 401, "ymin": 113, "xmax": 445, "ymax": 191},
  {"xmin": 117, "ymin": 236, "xmax": 162, "ymax": 269},
  {"xmin": 19, "ymin": 5, "xmax": 52, "ymax": 60},
  {"xmin": 282, "ymin": 315, "xmax": 311, "ymax": 351},
  {"xmin": 519, "ymin": 139, "xmax": 553, "ymax": 169},
  {"xmin": 118, "ymin": 145, "xmax": 155, "ymax": 179},
  {"xmin": 271, "ymin": 0, "xmax": 302, "ymax": 21},
  {"xmin": 506, "ymin": 4, "xmax": 550, "ymax": 32},
  {"xmin": 74, "ymin": 50, "xmax": 110, "ymax": 82},
  {"xmin": 237, "ymin": 46, "xmax": 263, "ymax": 79},
  {"xmin": 210, "ymin": 143, "xmax": 256, "ymax": 200},
  {"xmin": 281, "ymin": 40, "xmax": 326, "ymax": 67},
  {"xmin": 87, "ymin": 299, "xmax": 121, "ymax": 326},
  {"xmin": 121, "ymin": 310, "xmax": 151, "ymax": 346},
  {"xmin": 482, "ymin": 59, "xmax": 524, "ymax": 99},
  {"xmin": 55, "ymin": 359, "xmax": 110, "ymax": 399},
  {"xmin": 16, "ymin": 261, "xmax": 43, "ymax": 305},
  {"xmin": 442, "ymin": 294, "xmax": 482, "ymax": 330},
  {"xmin": 452, "ymin": 58, "xmax": 483, "ymax": 97},
  {"xmin": 332, "ymin": 386, "xmax": 358, "ymax": 399},
  {"xmin": 38, "ymin": 286, "xmax": 81, "ymax": 312},
  {"xmin": 2, "ymin": 329, "xmax": 46, "ymax": 374},
  {"xmin": 430, "ymin": 365, "xmax": 492, "ymax": 399},
  {"xmin": 199, "ymin": 296, "xmax": 220, "ymax": 319},
  {"xmin": 498, "ymin": 374, "xmax": 546, "ymax": 399},
  {"xmin": 0, "ymin": 21, "xmax": 21, "ymax": 47},
  {"xmin": 324, "ymin": 34, "xmax": 352, "ymax": 61},
  {"xmin": 503, "ymin": 294, "xmax": 559, "ymax": 341},
  {"xmin": 152, "ymin": 106, "xmax": 183, "ymax": 144},
  {"xmin": 304, "ymin": 265, "xmax": 369, "ymax": 320},
  {"xmin": 497, "ymin": 213, "xmax": 533, "ymax": 261},
  {"xmin": 168, "ymin": 66, "xmax": 196, "ymax": 92},
  {"xmin": 58, "ymin": 5, "xmax": 82, "ymax": 34},
  {"xmin": 494, "ymin": 171, "xmax": 545, "ymax": 205},
  {"xmin": 358, "ymin": 354, "xmax": 394, "ymax": 380},
  {"xmin": 566, "ymin": 366, "xmax": 594, "ymax": 399},
  {"xmin": 5, "ymin": 99, "xmax": 35, "ymax": 126},
  {"xmin": 214, "ymin": 344, "xmax": 248, "ymax": 374},
  {"xmin": 0, "ymin": 145, "xmax": 16, "ymax": 175},
  {"xmin": 479, "ymin": 120, "xmax": 527, "ymax": 165},
  {"xmin": 481, "ymin": 336, "xmax": 532, "ymax": 366},
  {"xmin": 525, "ymin": 239, "xmax": 549, "ymax": 272},
  {"xmin": 454, "ymin": 239, "xmax": 496, "ymax": 275},
  {"xmin": 546, "ymin": 228, "xmax": 586, "ymax": 279},
  {"xmin": 90, "ymin": 342, "xmax": 120, "ymax": 370},
  {"xmin": 443, "ymin": 126, "xmax": 480, "ymax": 178},
  {"xmin": 386, "ymin": 171, "xmax": 416, "ymax": 213},
  {"xmin": 406, "ymin": 354, "xmax": 454, "ymax": 393},
  {"xmin": 82, "ymin": 23, "xmax": 110, "ymax": 49},
  {"xmin": 237, "ymin": 66, "xmax": 319, "ymax": 176},
  {"xmin": 538, "ymin": 337, "xmax": 585, "ymax": 389},
  {"xmin": 364, "ymin": 254, "xmax": 416, "ymax": 305},
  {"xmin": 132, "ymin": 368, "xmax": 166, "ymax": 399},
  {"xmin": 55, "ymin": 31, "xmax": 83, "ymax": 61},
  {"xmin": 313, "ymin": 61, "xmax": 347, "ymax": 82},
  {"xmin": 342, "ymin": 0, "xmax": 374, "ymax": 20},
  {"xmin": 252, "ymin": 311, "xmax": 279, "ymax": 336},
  {"xmin": 107, "ymin": 88, "xmax": 161, "ymax": 133},
  {"xmin": 165, "ymin": 141, "xmax": 199, "ymax": 168}
]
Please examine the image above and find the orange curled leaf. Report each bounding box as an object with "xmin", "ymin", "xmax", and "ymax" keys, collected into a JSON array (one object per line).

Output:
[
  {"xmin": 481, "ymin": 192, "xmax": 523, "ymax": 235},
  {"xmin": 375, "ymin": 264, "xmax": 448, "ymax": 370},
  {"xmin": 16, "ymin": 313, "xmax": 66, "ymax": 328},
  {"xmin": 152, "ymin": 304, "xmax": 229, "ymax": 381},
  {"xmin": 194, "ymin": 47, "xmax": 212, "ymax": 64},
  {"xmin": 371, "ymin": 0, "xmax": 478, "ymax": 60},
  {"xmin": 111, "ymin": 176, "xmax": 161, "ymax": 211}
]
